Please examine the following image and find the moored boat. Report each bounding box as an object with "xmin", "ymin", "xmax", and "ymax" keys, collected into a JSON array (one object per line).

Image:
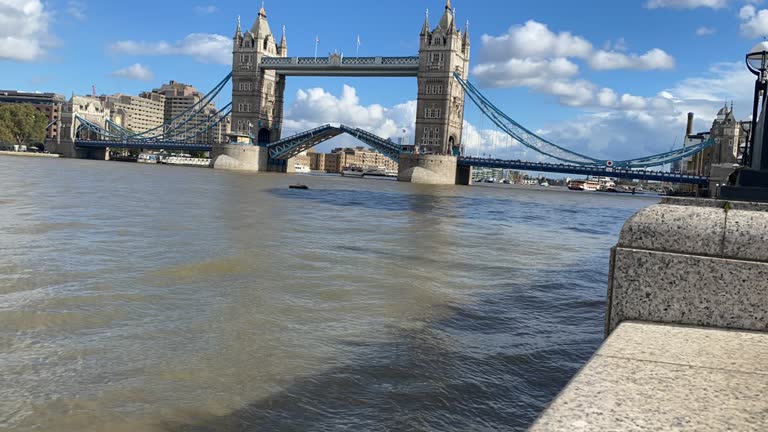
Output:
[
  {"xmin": 294, "ymin": 164, "xmax": 311, "ymax": 173},
  {"xmin": 341, "ymin": 166, "xmax": 365, "ymax": 178}
]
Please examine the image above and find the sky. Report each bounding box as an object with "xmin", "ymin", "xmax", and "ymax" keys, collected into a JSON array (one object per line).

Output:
[{"xmin": 2, "ymin": 0, "xmax": 768, "ymax": 161}]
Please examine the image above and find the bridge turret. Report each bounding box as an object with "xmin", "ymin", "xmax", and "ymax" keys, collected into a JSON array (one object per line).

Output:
[
  {"xmin": 232, "ymin": 3, "xmax": 286, "ymax": 144},
  {"xmin": 415, "ymin": 1, "xmax": 470, "ymax": 156},
  {"xmin": 421, "ymin": 9, "xmax": 430, "ymax": 37}
]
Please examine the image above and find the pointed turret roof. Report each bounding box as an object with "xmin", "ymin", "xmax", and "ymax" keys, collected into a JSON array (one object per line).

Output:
[
  {"xmin": 280, "ymin": 25, "xmax": 287, "ymax": 46},
  {"xmin": 421, "ymin": 9, "xmax": 430, "ymax": 35},
  {"xmin": 233, "ymin": 15, "xmax": 242, "ymax": 39},
  {"xmin": 437, "ymin": 0, "xmax": 456, "ymax": 33},
  {"xmin": 463, "ymin": 19, "xmax": 470, "ymax": 43},
  {"xmin": 251, "ymin": 2, "xmax": 273, "ymax": 38}
]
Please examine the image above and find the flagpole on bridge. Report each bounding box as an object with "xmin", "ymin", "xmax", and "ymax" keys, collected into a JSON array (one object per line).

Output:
[{"xmin": 356, "ymin": 34, "xmax": 361, "ymax": 57}]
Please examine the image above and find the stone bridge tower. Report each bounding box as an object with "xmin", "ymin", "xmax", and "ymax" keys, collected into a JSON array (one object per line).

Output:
[
  {"xmin": 415, "ymin": 0, "xmax": 470, "ymax": 155},
  {"xmin": 231, "ymin": 5, "xmax": 287, "ymax": 145}
]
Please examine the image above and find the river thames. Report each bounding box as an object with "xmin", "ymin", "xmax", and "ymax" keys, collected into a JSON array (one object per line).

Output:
[{"xmin": 0, "ymin": 157, "xmax": 658, "ymax": 431}]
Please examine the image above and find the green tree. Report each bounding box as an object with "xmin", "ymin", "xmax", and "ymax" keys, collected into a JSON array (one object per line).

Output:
[{"xmin": 0, "ymin": 104, "xmax": 48, "ymax": 146}]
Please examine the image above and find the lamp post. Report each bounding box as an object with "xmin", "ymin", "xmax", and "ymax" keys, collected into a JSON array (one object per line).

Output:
[
  {"xmin": 720, "ymin": 41, "xmax": 768, "ymax": 201},
  {"xmin": 745, "ymin": 41, "xmax": 768, "ymax": 168}
]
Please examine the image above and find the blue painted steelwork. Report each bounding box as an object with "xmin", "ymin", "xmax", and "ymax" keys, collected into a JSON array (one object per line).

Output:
[
  {"xmin": 105, "ymin": 118, "xmax": 134, "ymax": 137},
  {"xmin": 458, "ymin": 157, "xmax": 709, "ymax": 185},
  {"xmin": 75, "ymin": 106, "xmax": 232, "ymax": 150},
  {"xmin": 268, "ymin": 124, "xmax": 344, "ymax": 159},
  {"xmin": 74, "ymin": 140, "xmax": 213, "ymax": 152},
  {"xmin": 454, "ymin": 73, "xmax": 716, "ymax": 168},
  {"xmin": 267, "ymin": 124, "xmax": 410, "ymax": 161},
  {"xmin": 337, "ymin": 125, "xmax": 406, "ymax": 161},
  {"xmin": 127, "ymin": 73, "xmax": 232, "ymax": 140}
]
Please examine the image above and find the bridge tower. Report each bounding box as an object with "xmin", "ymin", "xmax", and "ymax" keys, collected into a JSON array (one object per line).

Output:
[
  {"xmin": 231, "ymin": 6, "xmax": 287, "ymax": 145},
  {"xmin": 415, "ymin": 1, "xmax": 470, "ymax": 156}
]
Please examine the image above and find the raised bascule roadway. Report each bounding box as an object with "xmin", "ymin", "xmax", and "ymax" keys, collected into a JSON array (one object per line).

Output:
[{"xmin": 67, "ymin": 1, "xmax": 712, "ymax": 186}]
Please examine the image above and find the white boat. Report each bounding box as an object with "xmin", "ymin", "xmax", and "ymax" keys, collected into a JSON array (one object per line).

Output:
[
  {"xmin": 567, "ymin": 179, "xmax": 600, "ymax": 191},
  {"xmin": 294, "ymin": 164, "xmax": 311, "ymax": 173},
  {"xmin": 363, "ymin": 167, "xmax": 388, "ymax": 177},
  {"xmin": 137, "ymin": 153, "xmax": 159, "ymax": 164},
  {"xmin": 341, "ymin": 166, "xmax": 365, "ymax": 178}
]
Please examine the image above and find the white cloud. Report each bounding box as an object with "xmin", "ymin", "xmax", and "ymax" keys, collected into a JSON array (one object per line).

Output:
[
  {"xmin": 0, "ymin": 0, "xmax": 51, "ymax": 61},
  {"xmin": 111, "ymin": 63, "xmax": 154, "ymax": 81},
  {"xmin": 472, "ymin": 20, "xmax": 675, "ymax": 108},
  {"xmin": 740, "ymin": 5, "xmax": 756, "ymax": 20},
  {"xmin": 589, "ymin": 48, "xmax": 675, "ymax": 70},
  {"xmin": 739, "ymin": 5, "xmax": 768, "ymax": 38},
  {"xmin": 66, "ymin": 0, "xmax": 86, "ymax": 20},
  {"xmin": 109, "ymin": 33, "xmax": 230, "ymax": 65},
  {"xmin": 645, "ymin": 0, "xmax": 728, "ymax": 9},
  {"xmin": 695, "ymin": 26, "xmax": 716, "ymax": 36},
  {"xmin": 283, "ymin": 85, "xmax": 415, "ymax": 142},
  {"xmin": 479, "ymin": 21, "xmax": 593, "ymax": 62},
  {"xmin": 193, "ymin": 5, "xmax": 216, "ymax": 16}
]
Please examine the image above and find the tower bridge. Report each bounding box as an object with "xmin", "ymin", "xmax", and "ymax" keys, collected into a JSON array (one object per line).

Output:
[
  {"xmin": 214, "ymin": 0, "xmax": 470, "ymax": 181},
  {"xmin": 62, "ymin": 0, "xmax": 714, "ymax": 186}
]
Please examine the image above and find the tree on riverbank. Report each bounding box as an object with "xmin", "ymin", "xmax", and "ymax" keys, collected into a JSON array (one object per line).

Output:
[{"xmin": 0, "ymin": 104, "xmax": 48, "ymax": 146}]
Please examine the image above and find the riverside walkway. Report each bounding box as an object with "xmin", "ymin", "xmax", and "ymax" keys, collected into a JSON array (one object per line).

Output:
[{"xmin": 531, "ymin": 197, "xmax": 768, "ymax": 431}]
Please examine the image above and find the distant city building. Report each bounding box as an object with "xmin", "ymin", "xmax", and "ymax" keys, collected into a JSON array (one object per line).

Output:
[
  {"xmin": 0, "ymin": 90, "xmax": 66, "ymax": 140},
  {"xmin": 99, "ymin": 93, "xmax": 165, "ymax": 133},
  {"xmin": 309, "ymin": 146, "xmax": 398, "ymax": 173},
  {"xmin": 151, "ymin": 80, "xmax": 227, "ymax": 143}
]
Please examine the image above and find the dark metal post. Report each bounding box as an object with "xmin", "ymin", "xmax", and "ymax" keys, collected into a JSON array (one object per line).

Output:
[{"xmin": 747, "ymin": 79, "xmax": 762, "ymax": 166}]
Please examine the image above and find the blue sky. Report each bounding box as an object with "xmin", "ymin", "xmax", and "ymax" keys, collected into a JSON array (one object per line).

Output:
[{"xmin": 1, "ymin": 0, "xmax": 767, "ymax": 161}]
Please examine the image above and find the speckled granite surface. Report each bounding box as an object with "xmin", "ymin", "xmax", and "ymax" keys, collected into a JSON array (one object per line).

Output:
[
  {"xmin": 661, "ymin": 196, "xmax": 768, "ymax": 212},
  {"xmin": 608, "ymin": 248, "xmax": 768, "ymax": 333},
  {"xmin": 724, "ymin": 210, "xmax": 768, "ymax": 262},
  {"xmin": 530, "ymin": 323, "xmax": 768, "ymax": 431},
  {"xmin": 618, "ymin": 205, "xmax": 726, "ymax": 256},
  {"xmin": 609, "ymin": 199, "xmax": 768, "ymax": 334}
]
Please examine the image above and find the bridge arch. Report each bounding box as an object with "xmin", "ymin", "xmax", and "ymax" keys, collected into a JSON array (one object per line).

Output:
[{"xmin": 257, "ymin": 128, "xmax": 271, "ymax": 145}]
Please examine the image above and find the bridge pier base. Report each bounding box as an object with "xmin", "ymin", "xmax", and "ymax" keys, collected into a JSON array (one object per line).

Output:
[
  {"xmin": 211, "ymin": 144, "xmax": 268, "ymax": 172},
  {"xmin": 397, "ymin": 154, "xmax": 458, "ymax": 185}
]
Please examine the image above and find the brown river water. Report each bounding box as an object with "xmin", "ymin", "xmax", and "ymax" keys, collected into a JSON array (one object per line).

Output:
[{"xmin": 0, "ymin": 156, "xmax": 658, "ymax": 431}]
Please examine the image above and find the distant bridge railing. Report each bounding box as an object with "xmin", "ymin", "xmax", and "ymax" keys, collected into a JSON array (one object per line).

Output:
[{"xmin": 260, "ymin": 56, "xmax": 420, "ymax": 76}]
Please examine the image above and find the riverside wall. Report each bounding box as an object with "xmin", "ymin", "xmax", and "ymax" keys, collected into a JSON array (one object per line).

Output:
[{"xmin": 530, "ymin": 197, "xmax": 768, "ymax": 431}]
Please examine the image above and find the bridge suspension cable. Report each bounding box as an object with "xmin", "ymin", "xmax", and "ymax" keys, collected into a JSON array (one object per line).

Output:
[
  {"xmin": 128, "ymin": 72, "xmax": 232, "ymax": 141},
  {"xmin": 454, "ymin": 73, "xmax": 715, "ymax": 168},
  {"xmin": 72, "ymin": 73, "xmax": 233, "ymax": 145}
]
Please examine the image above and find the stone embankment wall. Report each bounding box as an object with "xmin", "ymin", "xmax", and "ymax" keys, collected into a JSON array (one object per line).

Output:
[{"xmin": 607, "ymin": 197, "xmax": 768, "ymax": 334}]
